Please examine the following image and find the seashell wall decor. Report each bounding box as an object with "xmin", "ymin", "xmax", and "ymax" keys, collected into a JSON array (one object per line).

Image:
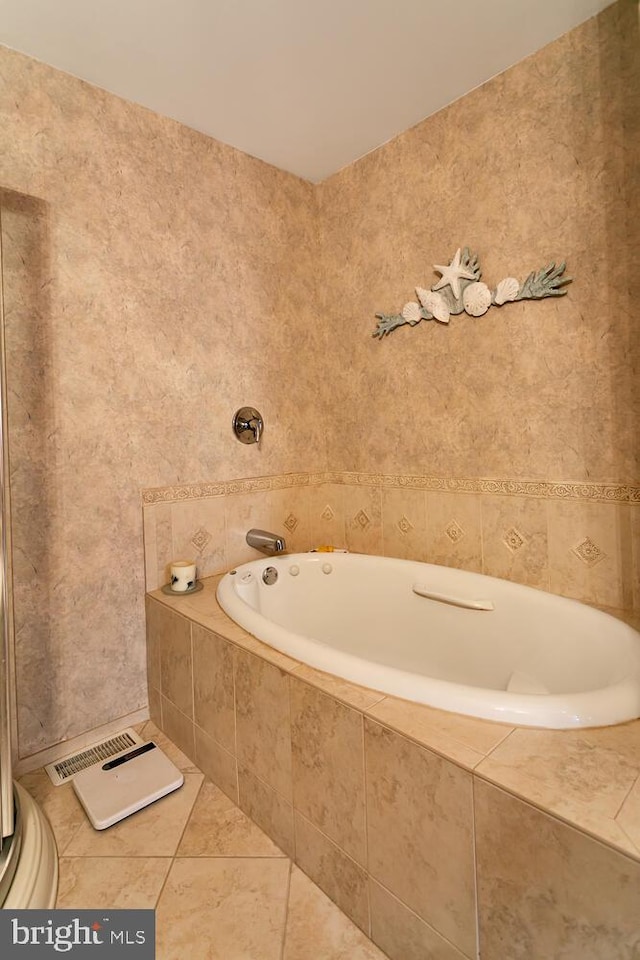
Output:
[{"xmin": 373, "ymin": 248, "xmax": 572, "ymax": 338}]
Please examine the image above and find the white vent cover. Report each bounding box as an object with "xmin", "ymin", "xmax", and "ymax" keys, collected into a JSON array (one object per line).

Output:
[
  {"xmin": 44, "ymin": 729, "xmax": 144, "ymax": 786},
  {"xmin": 72, "ymin": 741, "xmax": 184, "ymax": 830}
]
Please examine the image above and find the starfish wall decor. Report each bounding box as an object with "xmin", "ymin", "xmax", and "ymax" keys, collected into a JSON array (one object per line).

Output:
[{"xmin": 373, "ymin": 247, "xmax": 572, "ymax": 339}]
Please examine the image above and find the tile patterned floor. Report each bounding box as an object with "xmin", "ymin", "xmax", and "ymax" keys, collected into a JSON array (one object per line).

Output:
[{"xmin": 19, "ymin": 722, "xmax": 387, "ymax": 960}]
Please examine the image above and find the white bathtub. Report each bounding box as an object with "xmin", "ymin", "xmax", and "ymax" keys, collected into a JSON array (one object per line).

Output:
[{"xmin": 216, "ymin": 553, "xmax": 640, "ymax": 729}]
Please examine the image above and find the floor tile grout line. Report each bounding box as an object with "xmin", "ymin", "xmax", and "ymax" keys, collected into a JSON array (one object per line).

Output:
[
  {"xmin": 60, "ymin": 852, "xmax": 290, "ymax": 860},
  {"xmin": 57, "ymin": 815, "xmax": 87, "ymax": 859},
  {"xmin": 152, "ymin": 774, "xmax": 207, "ymax": 912},
  {"xmin": 152, "ymin": 856, "xmax": 175, "ymax": 912},
  {"xmin": 171, "ymin": 855, "xmax": 295, "ymax": 861},
  {"xmin": 39, "ymin": 743, "xmax": 401, "ymax": 952},
  {"xmin": 279, "ymin": 859, "xmax": 293, "ymax": 960},
  {"xmin": 58, "ymin": 855, "xmax": 181, "ymax": 860},
  {"xmin": 172, "ymin": 773, "xmax": 206, "ymax": 859}
]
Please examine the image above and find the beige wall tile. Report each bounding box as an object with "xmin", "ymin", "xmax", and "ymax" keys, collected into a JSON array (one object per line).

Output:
[
  {"xmin": 343, "ymin": 484, "xmax": 383, "ymax": 555},
  {"xmin": 617, "ymin": 775, "xmax": 640, "ymax": 853},
  {"xmin": 158, "ymin": 608, "xmax": 193, "ymax": 718},
  {"xmin": 235, "ymin": 650, "xmax": 293, "ymax": 798},
  {"xmin": 226, "ymin": 626, "xmax": 301, "ymax": 672},
  {"xmin": 192, "ymin": 624, "xmax": 235, "ymax": 753},
  {"xmin": 224, "ymin": 489, "xmax": 274, "ymax": 568},
  {"xmin": 481, "ymin": 494, "xmax": 549, "ymax": 588},
  {"xmin": 547, "ymin": 499, "xmax": 627, "ymax": 606},
  {"xmin": 365, "ymin": 720, "xmax": 476, "ymax": 957},
  {"xmin": 141, "ymin": 720, "xmax": 200, "ymax": 774},
  {"xmin": 268, "ymin": 485, "xmax": 313, "ymax": 554},
  {"xmin": 367, "ymin": 697, "xmax": 512, "ymax": 770},
  {"xmin": 426, "ymin": 493, "xmax": 482, "ymax": 573},
  {"xmin": 148, "ymin": 685, "xmax": 162, "ymax": 728},
  {"xmin": 476, "ymin": 727, "xmax": 640, "ymax": 858},
  {"xmin": 143, "ymin": 501, "xmax": 174, "ymax": 592},
  {"xmin": 156, "ymin": 858, "xmax": 290, "ymax": 960},
  {"xmin": 381, "ymin": 487, "xmax": 428, "ymax": 561},
  {"xmin": 194, "ymin": 725, "xmax": 238, "ymax": 803},
  {"xmin": 290, "ymin": 679, "xmax": 367, "ymax": 865},
  {"xmin": 294, "ymin": 813, "xmax": 370, "ymax": 935},
  {"xmin": 308, "ymin": 483, "xmax": 346, "ymax": 550},
  {"xmin": 145, "ymin": 597, "xmax": 163, "ymax": 692},
  {"xmin": 475, "ymin": 780, "xmax": 640, "ymax": 960},
  {"xmin": 238, "ymin": 765, "xmax": 295, "ymax": 858},
  {"xmin": 170, "ymin": 496, "xmax": 227, "ymax": 579},
  {"xmin": 369, "ymin": 881, "xmax": 468, "ymax": 960},
  {"xmin": 161, "ymin": 696, "xmax": 195, "ymax": 764},
  {"xmin": 290, "ymin": 664, "xmax": 385, "ymax": 712},
  {"xmin": 619, "ymin": 502, "xmax": 634, "ymax": 612},
  {"xmin": 630, "ymin": 503, "xmax": 640, "ymax": 612}
]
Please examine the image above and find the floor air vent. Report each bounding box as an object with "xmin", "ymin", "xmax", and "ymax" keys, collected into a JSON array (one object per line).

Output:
[{"xmin": 44, "ymin": 729, "xmax": 144, "ymax": 786}]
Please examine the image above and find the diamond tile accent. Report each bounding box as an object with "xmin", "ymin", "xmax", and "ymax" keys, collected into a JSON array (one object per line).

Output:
[
  {"xmin": 191, "ymin": 527, "xmax": 212, "ymax": 554},
  {"xmin": 503, "ymin": 526, "xmax": 527, "ymax": 553},
  {"xmin": 572, "ymin": 537, "xmax": 606, "ymax": 567},
  {"xmin": 354, "ymin": 509, "xmax": 371, "ymax": 530},
  {"xmin": 445, "ymin": 519, "xmax": 464, "ymax": 543},
  {"xmin": 321, "ymin": 505, "xmax": 335, "ymax": 522},
  {"xmin": 284, "ymin": 513, "xmax": 299, "ymax": 533},
  {"xmin": 397, "ymin": 515, "xmax": 414, "ymax": 535}
]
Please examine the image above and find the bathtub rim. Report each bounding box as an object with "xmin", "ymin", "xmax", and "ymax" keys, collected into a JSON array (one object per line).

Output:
[{"xmin": 216, "ymin": 553, "xmax": 640, "ymax": 730}]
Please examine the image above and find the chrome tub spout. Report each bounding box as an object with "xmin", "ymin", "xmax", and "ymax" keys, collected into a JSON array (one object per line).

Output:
[{"xmin": 246, "ymin": 529, "xmax": 287, "ymax": 555}]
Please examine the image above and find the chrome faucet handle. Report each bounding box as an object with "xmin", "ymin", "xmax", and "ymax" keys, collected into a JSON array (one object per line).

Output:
[
  {"xmin": 250, "ymin": 417, "xmax": 262, "ymax": 445},
  {"xmin": 233, "ymin": 407, "xmax": 263, "ymax": 445}
]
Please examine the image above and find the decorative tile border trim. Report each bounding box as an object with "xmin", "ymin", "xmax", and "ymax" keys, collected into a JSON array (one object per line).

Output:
[
  {"xmin": 142, "ymin": 472, "xmax": 310, "ymax": 504},
  {"xmin": 142, "ymin": 472, "xmax": 638, "ymax": 506},
  {"xmin": 142, "ymin": 481, "xmax": 227, "ymax": 504},
  {"xmin": 336, "ymin": 473, "xmax": 638, "ymax": 504}
]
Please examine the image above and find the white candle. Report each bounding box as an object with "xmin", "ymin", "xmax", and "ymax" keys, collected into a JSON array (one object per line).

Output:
[{"xmin": 170, "ymin": 560, "xmax": 197, "ymax": 592}]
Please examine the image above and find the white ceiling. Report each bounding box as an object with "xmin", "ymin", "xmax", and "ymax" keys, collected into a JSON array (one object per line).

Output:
[{"xmin": 0, "ymin": 0, "xmax": 613, "ymax": 182}]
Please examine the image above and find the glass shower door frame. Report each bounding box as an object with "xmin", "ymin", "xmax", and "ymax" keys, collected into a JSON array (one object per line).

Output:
[{"xmin": 0, "ymin": 204, "xmax": 15, "ymax": 845}]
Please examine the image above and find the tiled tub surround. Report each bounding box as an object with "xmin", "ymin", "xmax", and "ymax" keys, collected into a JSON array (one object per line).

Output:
[
  {"xmin": 143, "ymin": 472, "xmax": 640, "ymax": 612},
  {"xmin": 147, "ymin": 578, "xmax": 640, "ymax": 960}
]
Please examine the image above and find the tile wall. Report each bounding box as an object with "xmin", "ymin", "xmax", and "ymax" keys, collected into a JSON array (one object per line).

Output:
[
  {"xmin": 147, "ymin": 596, "xmax": 640, "ymax": 960},
  {"xmin": 143, "ymin": 473, "xmax": 639, "ymax": 612}
]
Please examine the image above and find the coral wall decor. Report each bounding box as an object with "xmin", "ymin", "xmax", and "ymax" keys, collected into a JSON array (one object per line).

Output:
[{"xmin": 373, "ymin": 248, "xmax": 572, "ymax": 338}]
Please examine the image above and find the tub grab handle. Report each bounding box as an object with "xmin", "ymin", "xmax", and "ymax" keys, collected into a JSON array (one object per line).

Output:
[{"xmin": 412, "ymin": 584, "xmax": 494, "ymax": 611}]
